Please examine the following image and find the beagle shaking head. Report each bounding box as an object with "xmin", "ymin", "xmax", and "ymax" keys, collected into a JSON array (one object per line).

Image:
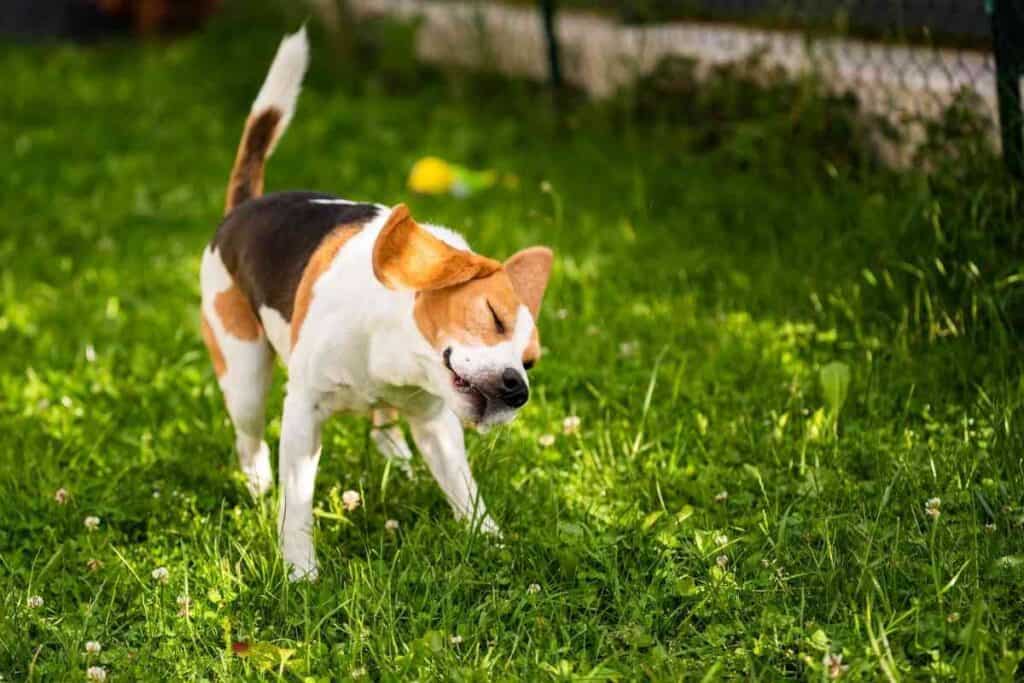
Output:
[
  {"xmin": 199, "ymin": 27, "xmax": 553, "ymax": 578},
  {"xmin": 374, "ymin": 204, "xmax": 552, "ymax": 428}
]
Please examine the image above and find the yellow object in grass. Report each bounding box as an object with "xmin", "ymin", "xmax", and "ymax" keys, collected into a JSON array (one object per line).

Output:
[
  {"xmin": 408, "ymin": 157, "xmax": 456, "ymax": 195},
  {"xmin": 409, "ymin": 156, "xmax": 498, "ymax": 197}
]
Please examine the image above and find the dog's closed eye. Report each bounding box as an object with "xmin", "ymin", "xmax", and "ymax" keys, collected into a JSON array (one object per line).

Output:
[{"xmin": 486, "ymin": 301, "xmax": 506, "ymax": 335}]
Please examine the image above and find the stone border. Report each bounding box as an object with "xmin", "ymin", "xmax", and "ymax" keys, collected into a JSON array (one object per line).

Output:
[{"xmin": 341, "ymin": 0, "xmax": 1000, "ymax": 156}]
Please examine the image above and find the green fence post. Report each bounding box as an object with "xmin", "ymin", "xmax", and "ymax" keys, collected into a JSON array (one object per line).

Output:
[
  {"xmin": 540, "ymin": 0, "xmax": 563, "ymax": 90},
  {"xmin": 990, "ymin": 0, "xmax": 1024, "ymax": 178}
]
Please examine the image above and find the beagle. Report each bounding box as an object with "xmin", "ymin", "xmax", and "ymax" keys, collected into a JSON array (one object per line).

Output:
[{"xmin": 199, "ymin": 28, "xmax": 553, "ymax": 579}]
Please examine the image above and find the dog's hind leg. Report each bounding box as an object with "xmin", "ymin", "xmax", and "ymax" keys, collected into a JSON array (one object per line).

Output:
[
  {"xmin": 370, "ymin": 406, "xmax": 414, "ymax": 476},
  {"xmin": 201, "ymin": 246, "xmax": 275, "ymax": 496}
]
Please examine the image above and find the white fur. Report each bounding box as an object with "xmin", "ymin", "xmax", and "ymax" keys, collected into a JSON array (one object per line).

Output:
[
  {"xmin": 259, "ymin": 305, "xmax": 291, "ymax": 362},
  {"xmin": 251, "ymin": 26, "xmax": 309, "ymax": 155},
  {"xmin": 446, "ymin": 305, "xmax": 534, "ymax": 428},
  {"xmin": 422, "ymin": 223, "xmax": 471, "ymax": 251}
]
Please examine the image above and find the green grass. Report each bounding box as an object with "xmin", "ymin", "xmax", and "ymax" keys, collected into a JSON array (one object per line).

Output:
[{"xmin": 2, "ymin": 6, "xmax": 1024, "ymax": 681}]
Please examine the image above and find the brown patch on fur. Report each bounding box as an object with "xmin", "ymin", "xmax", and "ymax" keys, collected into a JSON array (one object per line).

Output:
[
  {"xmin": 215, "ymin": 285, "xmax": 262, "ymax": 341},
  {"xmin": 373, "ymin": 204, "xmax": 501, "ymax": 291},
  {"xmin": 200, "ymin": 313, "xmax": 226, "ymax": 377},
  {"xmin": 504, "ymin": 246, "xmax": 553, "ymax": 319},
  {"xmin": 413, "ymin": 269, "xmax": 524, "ymax": 350},
  {"xmin": 225, "ymin": 109, "xmax": 282, "ymax": 214},
  {"xmin": 291, "ymin": 225, "xmax": 363, "ymax": 347}
]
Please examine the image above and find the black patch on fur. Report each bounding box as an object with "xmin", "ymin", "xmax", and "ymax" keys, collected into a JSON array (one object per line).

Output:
[
  {"xmin": 212, "ymin": 192, "xmax": 380, "ymax": 320},
  {"xmin": 228, "ymin": 109, "xmax": 281, "ymax": 210}
]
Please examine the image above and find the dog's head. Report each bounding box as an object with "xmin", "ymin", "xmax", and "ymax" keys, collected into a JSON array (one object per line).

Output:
[{"xmin": 374, "ymin": 204, "xmax": 553, "ymax": 427}]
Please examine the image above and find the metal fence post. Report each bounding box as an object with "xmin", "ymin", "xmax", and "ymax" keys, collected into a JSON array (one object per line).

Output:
[
  {"xmin": 540, "ymin": 0, "xmax": 563, "ymax": 90},
  {"xmin": 990, "ymin": 0, "xmax": 1024, "ymax": 178}
]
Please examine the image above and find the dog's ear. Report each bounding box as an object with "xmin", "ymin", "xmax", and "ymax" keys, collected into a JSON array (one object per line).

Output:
[
  {"xmin": 505, "ymin": 246, "xmax": 553, "ymax": 319},
  {"xmin": 373, "ymin": 204, "xmax": 501, "ymax": 291}
]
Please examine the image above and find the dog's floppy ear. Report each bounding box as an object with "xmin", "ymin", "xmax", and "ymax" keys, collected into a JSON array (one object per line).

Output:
[
  {"xmin": 373, "ymin": 204, "xmax": 501, "ymax": 291},
  {"xmin": 505, "ymin": 246, "xmax": 553, "ymax": 318}
]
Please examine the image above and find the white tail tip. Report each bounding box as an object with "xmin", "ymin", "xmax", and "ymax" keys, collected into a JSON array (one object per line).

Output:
[{"xmin": 251, "ymin": 26, "xmax": 310, "ymax": 120}]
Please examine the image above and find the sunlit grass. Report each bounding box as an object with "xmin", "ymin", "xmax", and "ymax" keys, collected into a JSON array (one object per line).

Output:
[{"xmin": 1, "ymin": 6, "xmax": 1023, "ymax": 681}]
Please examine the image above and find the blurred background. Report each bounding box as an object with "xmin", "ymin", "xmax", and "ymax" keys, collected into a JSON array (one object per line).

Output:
[{"xmin": 2, "ymin": 0, "xmax": 1018, "ymax": 173}]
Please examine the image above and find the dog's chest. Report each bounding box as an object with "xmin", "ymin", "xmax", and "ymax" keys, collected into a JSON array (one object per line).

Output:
[
  {"xmin": 315, "ymin": 381, "xmax": 437, "ymax": 420},
  {"xmin": 317, "ymin": 383, "xmax": 373, "ymax": 416}
]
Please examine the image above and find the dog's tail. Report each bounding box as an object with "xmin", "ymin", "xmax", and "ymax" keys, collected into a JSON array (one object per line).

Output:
[{"xmin": 224, "ymin": 27, "xmax": 309, "ymax": 214}]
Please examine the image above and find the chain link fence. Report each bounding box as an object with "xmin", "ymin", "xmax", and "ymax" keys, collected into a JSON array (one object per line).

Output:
[{"xmin": 341, "ymin": 0, "xmax": 1020, "ymax": 172}]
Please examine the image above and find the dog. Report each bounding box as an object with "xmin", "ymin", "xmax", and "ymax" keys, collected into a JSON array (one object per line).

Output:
[{"xmin": 199, "ymin": 28, "xmax": 553, "ymax": 580}]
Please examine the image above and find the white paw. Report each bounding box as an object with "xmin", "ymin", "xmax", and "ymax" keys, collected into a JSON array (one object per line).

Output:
[
  {"xmin": 477, "ymin": 515, "xmax": 502, "ymax": 538},
  {"xmin": 454, "ymin": 509, "xmax": 502, "ymax": 537},
  {"xmin": 242, "ymin": 442, "xmax": 274, "ymax": 497},
  {"xmin": 283, "ymin": 544, "xmax": 318, "ymax": 582},
  {"xmin": 288, "ymin": 562, "xmax": 319, "ymax": 583}
]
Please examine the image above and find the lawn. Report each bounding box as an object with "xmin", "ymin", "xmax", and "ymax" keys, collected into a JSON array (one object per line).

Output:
[{"xmin": 2, "ymin": 4, "xmax": 1023, "ymax": 681}]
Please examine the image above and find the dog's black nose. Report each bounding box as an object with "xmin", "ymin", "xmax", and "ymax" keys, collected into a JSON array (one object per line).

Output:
[{"xmin": 500, "ymin": 367, "xmax": 529, "ymax": 407}]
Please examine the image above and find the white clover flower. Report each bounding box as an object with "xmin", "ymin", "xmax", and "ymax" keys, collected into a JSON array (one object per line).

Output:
[
  {"xmin": 526, "ymin": 583, "xmax": 542, "ymax": 594},
  {"xmin": 54, "ymin": 488, "xmax": 69, "ymax": 505},
  {"xmin": 823, "ymin": 652, "xmax": 848, "ymax": 679},
  {"xmin": 385, "ymin": 519, "xmax": 399, "ymax": 532},
  {"xmin": 60, "ymin": 395, "xmax": 73, "ymax": 409},
  {"xmin": 85, "ymin": 344, "xmax": 97, "ymax": 363},
  {"xmin": 342, "ymin": 490, "xmax": 361, "ymax": 512},
  {"xmin": 85, "ymin": 641, "xmax": 101, "ymax": 655},
  {"xmin": 86, "ymin": 558, "xmax": 103, "ymax": 572},
  {"xmin": 449, "ymin": 634, "xmax": 463, "ymax": 645},
  {"xmin": 714, "ymin": 491, "xmax": 729, "ymax": 504},
  {"xmin": 714, "ymin": 533, "xmax": 729, "ymax": 547},
  {"xmin": 177, "ymin": 595, "xmax": 191, "ymax": 618},
  {"xmin": 84, "ymin": 516, "xmax": 101, "ymax": 531},
  {"xmin": 151, "ymin": 567, "xmax": 169, "ymax": 584},
  {"xmin": 86, "ymin": 666, "xmax": 107, "ymax": 682},
  {"xmin": 27, "ymin": 595, "xmax": 44, "ymax": 609},
  {"xmin": 562, "ymin": 416, "xmax": 581, "ymax": 435},
  {"xmin": 619, "ymin": 341, "xmax": 638, "ymax": 357},
  {"xmin": 538, "ymin": 434, "xmax": 555, "ymax": 448},
  {"xmin": 555, "ymin": 308, "xmax": 569, "ymax": 320},
  {"xmin": 716, "ymin": 555, "xmax": 729, "ymax": 569},
  {"xmin": 946, "ymin": 612, "xmax": 960, "ymax": 623},
  {"xmin": 925, "ymin": 497, "xmax": 941, "ymax": 519},
  {"xmin": 351, "ymin": 666, "xmax": 367, "ymax": 679}
]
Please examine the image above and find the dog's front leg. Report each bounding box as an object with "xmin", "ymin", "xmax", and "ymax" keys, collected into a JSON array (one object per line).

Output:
[
  {"xmin": 278, "ymin": 390, "xmax": 323, "ymax": 581},
  {"xmin": 408, "ymin": 408, "xmax": 500, "ymax": 535}
]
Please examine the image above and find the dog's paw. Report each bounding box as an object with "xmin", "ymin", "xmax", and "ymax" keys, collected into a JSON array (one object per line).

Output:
[
  {"xmin": 282, "ymin": 537, "xmax": 318, "ymax": 582},
  {"xmin": 288, "ymin": 562, "xmax": 319, "ymax": 583},
  {"xmin": 478, "ymin": 515, "xmax": 502, "ymax": 538},
  {"xmin": 283, "ymin": 551, "xmax": 319, "ymax": 582},
  {"xmin": 242, "ymin": 443, "xmax": 274, "ymax": 497}
]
